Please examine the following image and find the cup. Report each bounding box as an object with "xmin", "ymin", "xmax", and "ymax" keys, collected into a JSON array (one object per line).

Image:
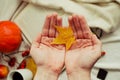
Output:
[{"xmin": 7, "ymin": 69, "xmax": 33, "ymax": 80}]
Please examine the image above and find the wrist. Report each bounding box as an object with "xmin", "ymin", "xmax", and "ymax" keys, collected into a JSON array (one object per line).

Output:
[
  {"xmin": 33, "ymin": 67, "xmax": 59, "ymax": 80},
  {"xmin": 67, "ymin": 69, "xmax": 91, "ymax": 80}
]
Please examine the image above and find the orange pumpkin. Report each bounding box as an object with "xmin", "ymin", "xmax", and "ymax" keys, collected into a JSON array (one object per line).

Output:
[{"xmin": 0, "ymin": 21, "xmax": 22, "ymax": 54}]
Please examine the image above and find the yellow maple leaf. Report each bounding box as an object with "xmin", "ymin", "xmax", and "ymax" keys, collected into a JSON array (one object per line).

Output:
[{"xmin": 51, "ymin": 26, "xmax": 75, "ymax": 50}]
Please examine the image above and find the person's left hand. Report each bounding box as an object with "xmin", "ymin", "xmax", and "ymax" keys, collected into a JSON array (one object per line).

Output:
[
  {"xmin": 30, "ymin": 13, "xmax": 65, "ymax": 79},
  {"xmin": 65, "ymin": 15, "xmax": 102, "ymax": 76}
]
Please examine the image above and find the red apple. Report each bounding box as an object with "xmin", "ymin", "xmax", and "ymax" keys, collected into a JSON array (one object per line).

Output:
[{"xmin": 0, "ymin": 64, "xmax": 9, "ymax": 79}]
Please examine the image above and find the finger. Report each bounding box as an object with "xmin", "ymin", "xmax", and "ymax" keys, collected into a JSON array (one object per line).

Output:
[
  {"xmin": 68, "ymin": 16, "xmax": 77, "ymax": 38},
  {"xmin": 91, "ymin": 34, "xmax": 103, "ymax": 60},
  {"xmin": 73, "ymin": 14, "xmax": 83, "ymax": 39},
  {"xmin": 32, "ymin": 33, "xmax": 42, "ymax": 48},
  {"xmin": 49, "ymin": 13, "xmax": 57, "ymax": 37},
  {"xmin": 42, "ymin": 15, "xmax": 51, "ymax": 36},
  {"xmin": 55, "ymin": 16, "xmax": 62, "ymax": 37},
  {"xmin": 101, "ymin": 51, "xmax": 106, "ymax": 56},
  {"xmin": 92, "ymin": 34, "xmax": 101, "ymax": 45},
  {"xmin": 78, "ymin": 15, "xmax": 92, "ymax": 39},
  {"xmin": 57, "ymin": 16, "xmax": 62, "ymax": 26}
]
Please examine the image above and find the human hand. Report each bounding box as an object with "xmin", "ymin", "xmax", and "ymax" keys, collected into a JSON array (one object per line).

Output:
[
  {"xmin": 65, "ymin": 15, "xmax": 102, "ymax": 80},
  {"xmin": 30, "ymin": 13, "xmax": 65, "ymax": 80}
]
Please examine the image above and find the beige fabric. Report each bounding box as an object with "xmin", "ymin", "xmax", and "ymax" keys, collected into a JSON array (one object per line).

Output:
[
  {"xmin": 0, "ymin": 0, "xmax": 22, "ymax": 20},
  {"xmin": 22, "ymin": 0, "xmax": 120, "ymax": 33},
  {"xmin": 72, "ymin": 0, "xmax": 118, "ymax": 3},
  {"xmin": 14, "ymin": 4, "xmax": 70, "ymax": 43}
]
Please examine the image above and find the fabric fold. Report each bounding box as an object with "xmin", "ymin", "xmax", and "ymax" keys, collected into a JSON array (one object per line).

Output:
[{"xmin": 22, "ymin": 0, "xmax": 120, "ymax": 33}]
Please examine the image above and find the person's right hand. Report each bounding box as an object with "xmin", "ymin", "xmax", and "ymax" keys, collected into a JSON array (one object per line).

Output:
[{"xmin": 30, "ymin": 13, "xmax": 65, "ymax": 80}]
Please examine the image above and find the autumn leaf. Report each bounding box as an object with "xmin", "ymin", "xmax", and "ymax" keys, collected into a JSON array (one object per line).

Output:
[{"xmin": 51, "ymin": 26, "xmax": 75, "ymax": 50}]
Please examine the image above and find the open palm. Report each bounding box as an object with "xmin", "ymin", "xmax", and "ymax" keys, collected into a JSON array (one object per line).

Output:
[
  {"xmin": 65, "ymin": 15, "xmax": 102, "ymax": 74},
  {"xmin": 30, "ymin": 13, "xmax": 65, "ymax": 74}
]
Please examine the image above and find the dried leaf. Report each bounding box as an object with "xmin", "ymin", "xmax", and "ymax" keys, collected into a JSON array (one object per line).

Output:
[{"xmin": 52, "ymin": 26, "xmax": 75, "ymax": 50}]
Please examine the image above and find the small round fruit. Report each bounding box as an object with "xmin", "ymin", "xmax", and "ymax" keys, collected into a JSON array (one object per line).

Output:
[
  {"xmin": 0, "ymin": 64, "xmax": 9, "ymax": 79},
  {"xmin": 0, "ymin": 21, "xmax": 22, "ymax": 54}
]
